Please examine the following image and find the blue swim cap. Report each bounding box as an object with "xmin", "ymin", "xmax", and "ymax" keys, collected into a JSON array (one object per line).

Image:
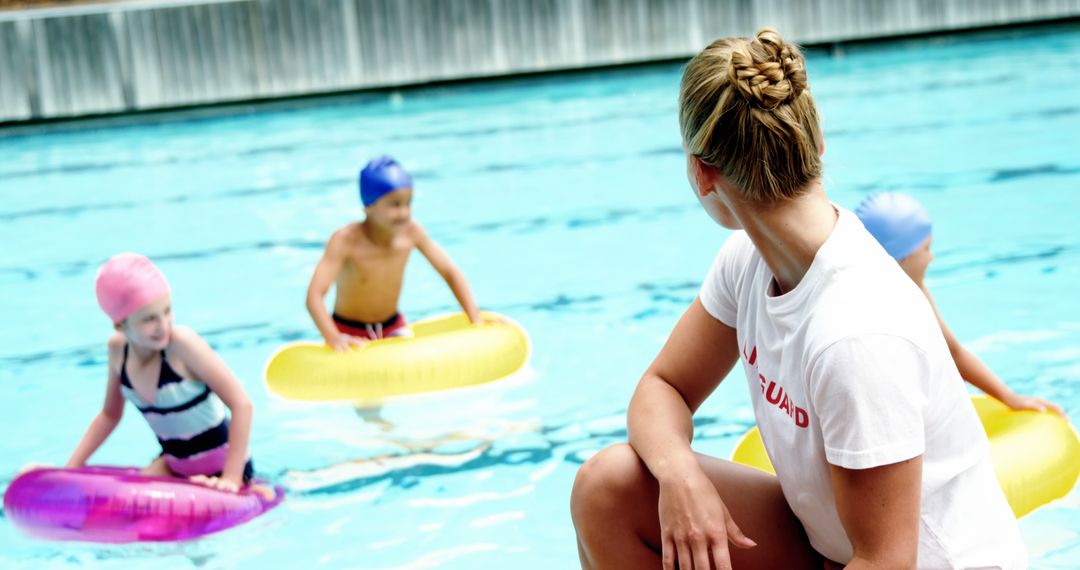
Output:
[
  {"xmin": 359, "ymin": 156, "xmax": 412, "ymax": 207},
  {"xmin": 855, "ymin": 192, "xmax": 932, "ymax": 261}
]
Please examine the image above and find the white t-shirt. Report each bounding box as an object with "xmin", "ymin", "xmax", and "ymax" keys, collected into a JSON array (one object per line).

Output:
[{"xmin": 700, "ymin": 207, "xmax": 1026, "ymax": 569}]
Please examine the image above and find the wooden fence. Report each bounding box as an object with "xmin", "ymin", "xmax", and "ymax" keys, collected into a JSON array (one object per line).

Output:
[{"xmin": 2, "ymin": 0, "xmax": 1079, "ymax": 122}]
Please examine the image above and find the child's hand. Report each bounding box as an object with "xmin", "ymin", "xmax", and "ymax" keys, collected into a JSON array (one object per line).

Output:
[
  {"xmin": 189, "ymin": 474, "xmax": 241, "ymax": 493},
  {"xmin": 250, "ymin": 483, "xmax": 277, "ymax": 502},
  {"xmin": 1004, "ymin": 394, "xmax": 1065, "ymax": 416},
  {"xmin": 17, "ymin": 463, "xmax": 46, "ymax": 476},
  {"xmin": 328, "ymin": 333, "xmax": 366, "ymax": 352}
]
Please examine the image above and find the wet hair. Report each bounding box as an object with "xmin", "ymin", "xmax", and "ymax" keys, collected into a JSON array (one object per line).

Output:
[{"xmin": 679, "ymin": 28, "xmax": 823, "ymax": 204}]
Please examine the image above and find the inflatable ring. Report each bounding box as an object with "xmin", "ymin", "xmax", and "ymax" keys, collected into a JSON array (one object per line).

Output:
[
  {"xmin": 264, "ymin": 312, "xmax": 530, "ymax": 402},
  {"xmin": 731, "ymin": 395, "xmax": 1080, "ymax": 518},
  {"xmin": 3, "ymin": 466, "xmax": 284, "ymax": 542}
]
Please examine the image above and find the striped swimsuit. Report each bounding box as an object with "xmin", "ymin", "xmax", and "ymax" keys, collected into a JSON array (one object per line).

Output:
[{"xmin": 119, "ymin": 345, "xmax": 252, "ymax": 481}]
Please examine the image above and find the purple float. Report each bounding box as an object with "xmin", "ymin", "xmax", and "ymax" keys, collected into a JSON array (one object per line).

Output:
[{"xmin": 3, "ymin": 467, "xmax": 284, "ymax": 543}]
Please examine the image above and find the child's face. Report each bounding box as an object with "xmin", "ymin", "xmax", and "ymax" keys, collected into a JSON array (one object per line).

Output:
[
  {"xmin": 119, "ymin": 294, "xmax": 173, "ymax": 350},
  {"xmin": 899, "ymin": 236, "xmax": 934, "ymax": 284},
  {"xmin": 366, "ymin": 188, "xmax": 413, "ymax": 230}
]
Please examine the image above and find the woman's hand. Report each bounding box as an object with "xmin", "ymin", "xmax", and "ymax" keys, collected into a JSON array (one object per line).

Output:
[
  {"xmin": 189, "ymin": 474, "xmax": 241, "ymax": 493},
  {"xmin": 1004, "ymin": 393, "xmax": 1065, "ymax": 416},
  {"xmin": 658, "ymin": 468, "xmax": 756, "ymax": 570}
]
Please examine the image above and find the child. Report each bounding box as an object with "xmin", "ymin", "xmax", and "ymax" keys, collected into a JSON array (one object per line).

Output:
[
  {"xmin": 856, "ymin": 191, "xmax": 1062, "ymax": 415},
  {"xmin": 307, "ymin": 155, "xmax": 482, "ymax": 352},
  {"xmin": 571, "ymin": 29, "xmax": 1025, "ymax": 569},
  {"xmin": 66, "ymin": 253, "xmax": 271, "ymax": 498}
]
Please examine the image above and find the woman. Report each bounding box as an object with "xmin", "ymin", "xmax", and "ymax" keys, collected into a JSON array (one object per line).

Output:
[{"xmin": 570, "ymin": 29, "xmax": 1025, "ymax": 569}]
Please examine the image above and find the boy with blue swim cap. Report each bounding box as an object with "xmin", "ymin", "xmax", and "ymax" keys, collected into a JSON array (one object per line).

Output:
[
  {"xmin": 856, "ymin": 192, "xmax": 1061, "ymax": 414},
  {"xmin": 359, "ymin": 155, "xmax": 413, "ymax": 208},
  {"xmin": 854, "ymin": 192, "xmax": 932, "ymax": 262},
  {"xmin": 306, "ymin": 156, "xmax": 483, "ymax": 351}
]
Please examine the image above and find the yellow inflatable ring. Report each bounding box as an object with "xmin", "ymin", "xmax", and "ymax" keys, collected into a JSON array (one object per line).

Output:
[
  {"xmin": 731, "ymin": 395, "xmax": 1080, "ymax": 518},
  {"xmin": 264, "ymin": 312, "xmax": 529, "ymax": 402}
]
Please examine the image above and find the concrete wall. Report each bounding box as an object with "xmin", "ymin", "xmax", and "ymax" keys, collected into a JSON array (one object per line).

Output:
[{"xmin": 2, "ymin": 0, "xmax": 1079, "ymax": 123}]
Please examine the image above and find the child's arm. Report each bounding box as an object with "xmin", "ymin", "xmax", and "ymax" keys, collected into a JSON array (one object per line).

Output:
[
  {"xmin": 66, "ymin": 337, "xmax": 126, "ymax": 468},
  {"xmin": 921, "ymin": 284, "xmax": 1063, "ymax": 415},
  {"xmin": 413, "ymin": 224, "xmax": 481, "ymax": 323},
  {"xmin": 306, "ymin": 231, "xmax": 362, "ymax": 351},
  {"xmin": 172, "ymin": 327, "xmax": 254, "ymax": 491}
]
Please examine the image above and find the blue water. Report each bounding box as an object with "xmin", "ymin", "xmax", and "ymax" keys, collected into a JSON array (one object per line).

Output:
[{"xmin": 2, "ymin": 24, "xmax": 1079, "ymax": 569}]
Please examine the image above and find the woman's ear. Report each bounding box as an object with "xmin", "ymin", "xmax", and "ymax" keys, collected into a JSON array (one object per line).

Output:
[
  {"xmin": 689, "ymin": 155, "xmax": 718, "ymax": 198},
  {"xmin": 818, "ymin": 136, "xmax": 826, "ymax": 157}
]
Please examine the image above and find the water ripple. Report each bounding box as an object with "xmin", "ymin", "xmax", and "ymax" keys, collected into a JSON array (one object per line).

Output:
[
  {"xmin": 989, "ymin": 164, "xmax": 1080, "ymax": 183},
  {"xmin": 279, "ymin": 413, "xmax": 748, "ymax": 497}
]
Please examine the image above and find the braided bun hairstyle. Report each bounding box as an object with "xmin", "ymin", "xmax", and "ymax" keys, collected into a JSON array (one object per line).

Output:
[{"xmin": 679, "ymin": 28, "xmax": 822, "ymax": 203}]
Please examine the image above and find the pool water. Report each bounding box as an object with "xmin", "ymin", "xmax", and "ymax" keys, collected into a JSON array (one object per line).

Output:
[{"xmin": 1, "ymin": 23, "xmax": 1079, "ymax": 569}]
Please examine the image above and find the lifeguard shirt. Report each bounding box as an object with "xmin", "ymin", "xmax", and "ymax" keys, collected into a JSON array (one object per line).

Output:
[{"xmin": 699, "ymin": 207, "xmax": 1026, "ymax": 568}]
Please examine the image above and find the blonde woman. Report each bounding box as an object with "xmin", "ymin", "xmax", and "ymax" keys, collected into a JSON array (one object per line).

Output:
[{"xmin": 570, "ymin": 29, "xmax": 1025, "ymax": 570}]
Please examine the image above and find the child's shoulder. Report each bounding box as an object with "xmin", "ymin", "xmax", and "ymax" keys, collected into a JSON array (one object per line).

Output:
[
  {"xmin": 338, "ymin": 221, "xmax": 365, "ymax": 235},
  {"xmin": 167, "ymin": 325, "xmax": 204, "ymax": 349},
  {"xmin": 164, "ymin": 326, "xmax": 221, "ymax": 380},
  {"xmin": 402, "ymin": 220, "xmax": 428, "ymax": 242},
  {"xmin": 106, "ymin": 332, "xmax": 126, "ymax": 359},
  {"xmin": 164, "ymin": 325, "xmax": 215, "ymax": 364},
  {"xmin": 105, "ymin": 332, "xmax": 128, "ymax": 372},
  {"xmin": 328, "ymin": 222, "xmax": 365, "ymax": 246},
  {"xmin": 107, "ymin": 331, "xmax": 125, "ymax": 349}
]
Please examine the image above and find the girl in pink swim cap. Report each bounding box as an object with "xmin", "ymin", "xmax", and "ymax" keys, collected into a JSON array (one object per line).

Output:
[{"xmin": 65, "ymin": 253, "xmax": 272, "ymax": 499}]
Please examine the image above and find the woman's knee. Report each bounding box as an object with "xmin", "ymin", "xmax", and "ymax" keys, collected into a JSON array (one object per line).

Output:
[{"xmin": 571, "ymin": 443, "xmax": 650, "ymax": 523}]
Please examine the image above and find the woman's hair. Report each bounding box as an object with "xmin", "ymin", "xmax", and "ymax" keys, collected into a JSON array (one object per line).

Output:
[{"xmin": 679, "ymin": 28, "xmax": 822, "ymax": 203}]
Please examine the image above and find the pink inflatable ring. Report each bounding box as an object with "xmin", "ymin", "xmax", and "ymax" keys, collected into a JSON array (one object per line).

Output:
[{"xmin": 3, "ymin": 466, "xmax": 284, "ymax": 543}]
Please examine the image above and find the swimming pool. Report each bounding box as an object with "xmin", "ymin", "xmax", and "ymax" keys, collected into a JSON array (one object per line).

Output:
[{"xmin": 1, "ymin": 23, "xmax": 1078, "ymax": 569}]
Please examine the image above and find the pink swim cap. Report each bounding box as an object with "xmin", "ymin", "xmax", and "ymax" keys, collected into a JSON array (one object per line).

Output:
[{"xmin": 95, "ymin": 253, "xmax": 171, "ymax": 324}]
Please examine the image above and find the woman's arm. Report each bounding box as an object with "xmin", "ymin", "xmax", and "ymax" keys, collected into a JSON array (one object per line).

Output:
[
  {"xmin": 413, "ymin": 224, "xmax": 481, "ymax": 323},
  {"xmin": 829, "ymin": 457, "xmax": 923, "ymax": 569},
  {"xmin": 66, "ymin": 338, "xmax": 126, "ymax": 468},
  {"xmin": 810, "ymin": 333, "xmax": 934, "ymax": 569},
  {"xmin": 629, "ymin": 298, "xmax": 754, "ymax": 570},
  {"xmin": 173, "ymin": 327, "xmax": 253, "ymax": 491}
]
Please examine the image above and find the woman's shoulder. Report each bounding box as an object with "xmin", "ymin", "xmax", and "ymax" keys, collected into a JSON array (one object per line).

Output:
[
  {"xmin": 810, "ymin": 270, "xmax": 943, "ymax": 355},
  {"xmin": 700, "ymin": 231, "xmax": 760, "ymax": 320},
  {"xmin": 712, "ymin": 230, "xmax": 755, "ymax": 264},
  {"xmin": 707, "ymin": 230, "xmax": 760, "ymax": 281}
]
